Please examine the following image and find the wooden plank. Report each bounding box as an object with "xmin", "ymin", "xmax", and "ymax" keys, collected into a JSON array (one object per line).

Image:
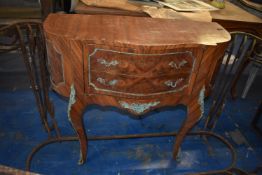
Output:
[
  {"xmin": 210, "ymin": 1, "xmax": 262, "ymax": 23},
  {"xmin": 74, "ymin": 1, "xmax": 148, "ymax": 17},
  {"xmin": 75, "ymin": 1, "xmax": 262, "ymax": 24}
]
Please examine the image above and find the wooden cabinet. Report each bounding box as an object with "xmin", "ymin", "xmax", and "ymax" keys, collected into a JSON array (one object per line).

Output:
[{"xmin": 44, "ymin": 14, "xmax": 230, "ymax": 164}]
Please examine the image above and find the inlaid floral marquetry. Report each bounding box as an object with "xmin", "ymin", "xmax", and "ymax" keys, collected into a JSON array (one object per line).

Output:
[
  {"xmin": 97, "ymin": 58, "xmax": 119, "ymax": 67},
  {"xmin": 96, "ymin": 77, "xmax": 118, "ymax": 86},
  {"xmin": 169, "ymin": 60, "xmax": 188, "ymax": 70}
]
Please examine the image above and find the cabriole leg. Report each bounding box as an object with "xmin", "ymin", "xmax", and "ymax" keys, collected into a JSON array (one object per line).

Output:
[
  {"xmin": 68, "ymin": 85, "xmax": 87, "ymax": 164},
  {"xmin": 173, "ymin": 88, "xmax": 204, "ymax": 159}
]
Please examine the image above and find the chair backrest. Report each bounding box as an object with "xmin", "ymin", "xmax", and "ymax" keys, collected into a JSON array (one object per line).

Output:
[
  {"xmin": 0, "ymin": 22, "xmax": 56, "ymax": 135},
  {"xmin": 204, "ymin": 31, "xmax": 262, "ymax": 130}
]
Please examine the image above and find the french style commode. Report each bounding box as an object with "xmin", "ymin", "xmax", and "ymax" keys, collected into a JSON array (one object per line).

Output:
[{"xmin": 43, "ymin": 14, "xmax": 230, "ymax": 164}]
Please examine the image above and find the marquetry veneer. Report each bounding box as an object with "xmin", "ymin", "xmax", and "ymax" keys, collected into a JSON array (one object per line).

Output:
[{"xmin": 44, "ymin": 14, "xmax": 230, "ymax": 164}]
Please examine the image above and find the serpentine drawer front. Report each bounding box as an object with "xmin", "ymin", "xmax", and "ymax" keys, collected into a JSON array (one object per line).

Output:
[
  {"xmin": 88, "ymin": 48, "xmax": 195, "ymax": 96},
  {"xmin": 44, "ymin": 14, "xmax": 230, "ymax": 164},
  {"xmin": 90, "ymin": 71, "xmax": 190, "ymax": 96},
  {"xmin": 89, "ymin": 48, "xmax": 194, "ymax": 75}
]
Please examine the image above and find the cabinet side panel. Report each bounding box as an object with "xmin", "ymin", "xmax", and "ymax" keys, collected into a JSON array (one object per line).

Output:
[
  {"xmin": 46, "ymin": 39, "xmax": 64, "ymax": 85},
  {"xmin": 44, "ymin": 33, "xmax": 74, "ymax": 97}
]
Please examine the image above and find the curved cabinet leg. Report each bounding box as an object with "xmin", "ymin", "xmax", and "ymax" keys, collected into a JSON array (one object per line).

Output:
[
  {"xmin": 173, "ymin": 103, "xmax": 201, "ymax": 159},
  {"xmin": 173, "ymin": 88, "xmax": 204, "ymax": 159},
  {"xmin": 68, "ymin": 85, "xmax": 87, "ymax": 164}
]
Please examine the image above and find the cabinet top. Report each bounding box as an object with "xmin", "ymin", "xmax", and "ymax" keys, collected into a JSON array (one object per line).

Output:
[{"xmin": 44, "ymin": 14, "xmax": 230, "ymax": 47}]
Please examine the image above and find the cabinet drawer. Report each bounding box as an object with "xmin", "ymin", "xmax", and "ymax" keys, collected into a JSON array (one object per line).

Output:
[
  {"xmin": 89, "ymin": 71, "xmax": 190, "ymax": 96},
  {"xmin": 89, "ymin": 48, "xmax": 195, "ymax": 76}
]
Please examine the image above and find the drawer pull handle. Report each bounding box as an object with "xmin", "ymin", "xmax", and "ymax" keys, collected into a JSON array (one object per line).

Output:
[
  {"xmin": 97, "ymin": 58, "xmax": 119, "ymax": 67},
  {"xmin": 169, "ymin": 60, "xmax": 188, "ymax": 69},
  {"xmin": 97, "ymin": 77, "xmax": 118, "ymax": 86},
  {"xmin": 119, "ymin": 101, "xmax": 160, "ymax": 114},
  {"xmin": 165, "ymin": 78, "xmax": 183, "ymax": 88}
]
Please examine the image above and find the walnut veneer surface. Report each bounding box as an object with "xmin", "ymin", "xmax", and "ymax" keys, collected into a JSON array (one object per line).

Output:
[{"xmin": 44, "ymin": 14, "xmax": 230, "ymax": 164}]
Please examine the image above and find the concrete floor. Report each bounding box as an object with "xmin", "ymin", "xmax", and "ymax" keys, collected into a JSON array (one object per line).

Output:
[{"xmin": 0, "ymin": 51, "xmax": 262, "ymax": 174}]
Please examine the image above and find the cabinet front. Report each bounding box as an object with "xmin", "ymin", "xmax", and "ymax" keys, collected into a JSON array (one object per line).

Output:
[{"xmin": 84, "ymin": 46, "xmax": 202, "ymax": 98}]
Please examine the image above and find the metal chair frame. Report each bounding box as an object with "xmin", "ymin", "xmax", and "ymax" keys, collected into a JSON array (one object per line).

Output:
[
  {"xmin": 205, "ymin": 31, "xmax": 262, "ymax": 130},
  {"xmin": 0, "ymin": 22, "xmax": 61, "ymax": 138}
]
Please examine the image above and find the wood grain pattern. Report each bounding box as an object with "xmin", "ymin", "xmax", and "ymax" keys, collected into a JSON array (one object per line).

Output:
[
  {"xmin": 46, "ymin": 40, "xmax": 64, "ymax": 85},
  {"xmin": 89, "ymin": 48, "xmax": 194, "ymax": 75},
  {"xmin": 44, "ymin": 14, "xmax": 230, "ymax": 164},
  {"xmin": 80, "ymin": 0, "xmax": 143, "ymax": 12},
  {"xmin": 90, "ymin": 71, "xmax": 190, "ymax": 95},
  {"xmin": 44, "ymin": 14, "xmax": 230, "ymax": 47},
  {"xmin": 75, "ymin": 1, "xmax": 149, "ymax": 17}
]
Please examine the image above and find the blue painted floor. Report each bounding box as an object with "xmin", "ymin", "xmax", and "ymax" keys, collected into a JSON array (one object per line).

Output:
[{"xmin": 0, "ymin": 86, "xmax": 261, "ymax": 174}]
